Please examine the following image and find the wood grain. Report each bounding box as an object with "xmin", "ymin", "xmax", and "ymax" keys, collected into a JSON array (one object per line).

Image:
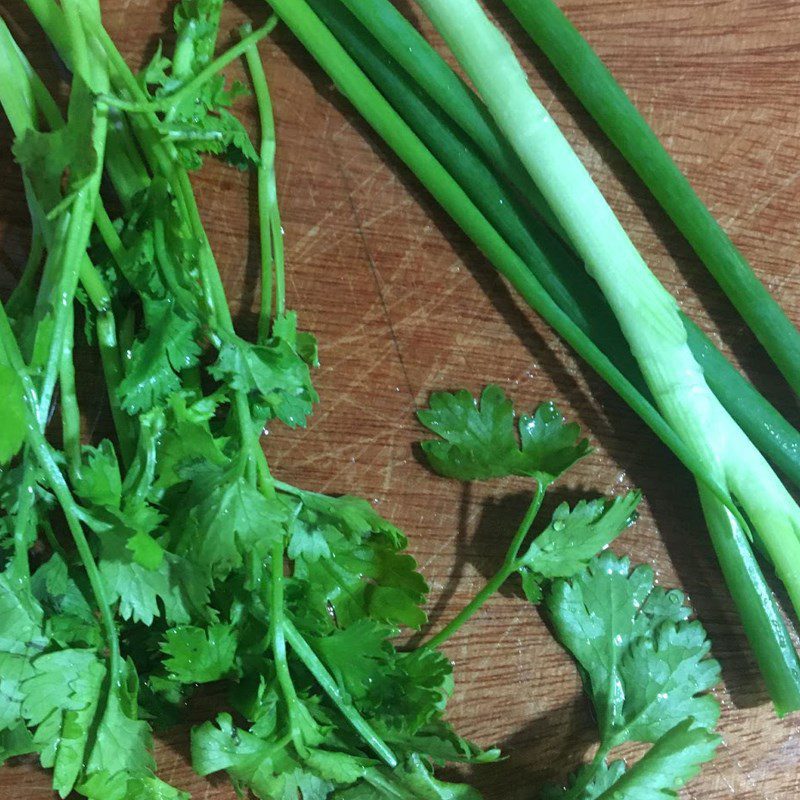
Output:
[{"xmin": 2, "ymin": 0, "xmax": 800, "ymax": 796}]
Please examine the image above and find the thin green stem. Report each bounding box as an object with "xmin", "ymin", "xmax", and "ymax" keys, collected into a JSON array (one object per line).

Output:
[
  {"xmin": 34, "ymin": 26, "xmax": 110, "ymax": 421},
  {"xmin": 243, "ymin": 31, "xmax": 278, "ymax": 339},
  {"xmin": 422, "ymin": 483, "xmax": 546, "ymax": 653},
  {"xmin": 268, "ymin": 538, "xmax": 306, "ymax": 756},
  {"xmin": 6, "ymin": 231, "xmax": 43, "ymax": 319},
  {"xmin": 11, "ymin": 455, "xmax": 37, "ymax": 580},
  {"xmin": 59, "ymin": 306, "xmax": 81, "ymax": 479},
  {"xmin": 283, "ymin": 618, "xmax": 398, "ymax": 767},
  {"xmin": 99, "ymin": 18, "xmax": 278, "ymax": 114},
  {"xmin": 271, "ymin": 211, "xmax": 285, "ymax": 318}
]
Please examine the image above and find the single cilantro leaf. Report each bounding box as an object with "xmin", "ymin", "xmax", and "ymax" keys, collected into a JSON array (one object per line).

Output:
[
  {"xmin": 84, "ymin": 659, "xmax": 156, "ymax": 781},
  {"xmin": 518, "ymin": 492, "xmax": 641, "ymax": 600},
  {"xmin": 118, "ymin": 298, "xmax": 201, "ymax": 414},
  {"xmin": 158, "ymin": 86, "xmax": 259, "ymax": 171},
  {"xmin": 21, "ymin": 648, "xmax": 106, "ymax": 795},
  {"xmin": 0, "ymin": 572, "xmax": 47, "ymax": 733},
  {"xmin": 210, "ymin": 330, "xmax": 318, "ymax": 428},
  {"xmin": 303, "ymin": 749, "xmax": 370, "ymax": 784},
  {"xmin": 161, "ymin": 623, "xmax": 237, "ymax": 683},
  {"xmin": 0, "ymin": 364, "xmax": 26, "ymax": 464},
  {"xmin": 73, "ymin": 441, "xmax": 123, "ymax": 508},
  {"xmin": 281, "ymin": 487, "xmax": 405, "ymax": 544},
  {"xmin": 155, "ymin": 395, "xmax": 229, "ymax": 490},
  {"xmin": 0, "ymin": 722, "xmax": 38, "ymax": 764},
  {"xmin": 192, "ymin": 712, "xmax": 326, "ymax": 799},
  {"xmin": 288, "ymin": 513, "xmax": 333, "ymax": 562},
  {"xmin": 188, "ymin": 474, "xmax": 287, "ymax": 577},
  {"xmin": 99, "ymin": 532, "xmax": 209, "ymax": 625},
  {"xmin": 292, "ymin": 525, "xmax": 428, "ymax": 631},
  {"xmin": 31, "ymin": 555, "xmax": 102, "ymax": 649},
  {"xmin": 12, "ymin": 75, "xmax": 98, "ymax": 214},
  {"xmin": 272, "ymin": 311, "xmax": 320, "ymax": 367},
  {"xmin": 418, "ymin": 385, "xmax": 589, "ymax": 483},
  {"xmin": 594, "ymin": 720, "xmax": 720, "ymax": 800},
  {"xmin": 313, "ymin": 619, "xmax": 392, "ymax": 700},
  {"xmin": 544, "ymin": 552, "xmax": 720, "ymax": 800},
  {"xmin": 620, "ymin": 619, "xmax": 721, "ymax": 741},
  {"xmin": 365, "ymin": 649, "xmax": 454, "ymax": 736},
  {"xmin": 546, "ymin": 551, "xmax": 720, "ymax": 743}
]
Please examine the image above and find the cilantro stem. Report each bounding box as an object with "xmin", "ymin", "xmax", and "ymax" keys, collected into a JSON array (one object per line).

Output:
[
  {"xmin": 6, "ymin": 230, "xmax": 43, "ymax": 319},
  {"xmin": 268, "ymin": 538, "xmax": 308, "ymax": 756},
  {"xmin": 282, "ymin": 618, "xmax": 399, "ymax": 768},
  {"xmin": 97, "ymin": 18, "xmax": 278, "ymax": 115},
  {"xmin": 422, "ymin": 482, "xmax": 546, "ymax": 653},
  {"xmin": 59, "ymin": 305, "xmax": 82, "ymax": 479},
  {"xmin": 243, "ymin": 26, "xmax": 286, "ymax": 339},
  {"xmin": 0, "ymin": 23, "xmax": 135, "ymax": 462},
  {"xmin": 11, "ymin": 455, "xmax": 37, "ymax": 580}
]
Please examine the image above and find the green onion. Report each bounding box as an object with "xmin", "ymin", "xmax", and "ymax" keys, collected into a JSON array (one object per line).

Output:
[
  {"xmin": 307, "ymin": 0, "xmax": 800, "ymax": 492},
  {"xmin": 502, "ymin": 0, "xmax": 800, "ymax": 396}
]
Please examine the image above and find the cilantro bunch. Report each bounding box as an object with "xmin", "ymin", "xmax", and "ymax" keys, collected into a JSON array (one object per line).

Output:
[
  {"xmin": 0, "ymin": 1, "xmax": 720, "ymax": 798},
  {"xmin": 0, "ymin": 1, "xmax": 488, "ymax": 795}
]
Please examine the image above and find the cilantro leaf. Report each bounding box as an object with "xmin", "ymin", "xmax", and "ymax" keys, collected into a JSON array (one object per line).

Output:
[
  {"xmin": 31, "ymin": 555, "xmax": 102, "ymax": 648},
  {"xmin": 99, "ymin": 533, "xmax": 209, "ymax": 626},
  {"xmin": 118, "ymin": 298, "xmax": 201, "ymax": 414},
  {"xmin": 182, "ymin": 470, "xmax": 287, "ymax": 578},
  {"xmin": 21, "ymin": 648, "xmax": 106, "ymax": 795},
  {"xmin": 192, "ymin": 712, "xmax": 333, "ymax": 799},
  {"xmin": 0, "ymin": 572, "xmax": 47, "ymax": 734},
  {"xmin": 547, "ymin": 551, "xmax": 720, "ymax": 740},
  {"xmin": 161, "ymin": 623, "xmax": 237, "ymax": 683},
  {"xmin": 594, "ymin": 720, "xmax": 719, "ymax": 799},
  {"xmin": 211, "ymin": 319, "xmax": 318, "ymax": 428},
  {"xmin": 0, "ymin": 364, "xmax": 25, "ymax": 464},
  {"xmin": 78, "ymin": 771, "xmax": 190, "ymax": 800},
  {"xmin": 73, "ymin": 441, "xmax": 123, "ymax": 508},
  {"xmin": 313, "ymin": 619, "xmax": 392, "ymax": 700},
  {"xmin": 418, "ymin": 385, "xmax": 590, "ymax": 483},
  {"xmin": 12, "ymin": 75, "xmax": 98, "ymax": 214},
  {"xmin": 543, "ymin": 552, "xmax": 721, "ymax": 799},
  {"xmin": 519, "ymin": 492, "xmax": 641, "ymax": 602},
  {"xmin": 140, "ymin": 0, "xmax": 258, "ymax": 170}
]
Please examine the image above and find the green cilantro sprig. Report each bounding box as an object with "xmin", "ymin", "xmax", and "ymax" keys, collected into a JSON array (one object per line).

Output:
[
  {"xmin": 416, "ymin": 386, "xmax": 721, "ymax": 798},
  {"xmin": 417, "ymin": 385, "xmax": 639, "ymax": 652}
]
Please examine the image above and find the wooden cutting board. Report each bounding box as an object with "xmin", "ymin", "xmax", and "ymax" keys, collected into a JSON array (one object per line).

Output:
[{"xmin": 2, "ymin": 0, "xmax": 800, "ymax": 796}]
